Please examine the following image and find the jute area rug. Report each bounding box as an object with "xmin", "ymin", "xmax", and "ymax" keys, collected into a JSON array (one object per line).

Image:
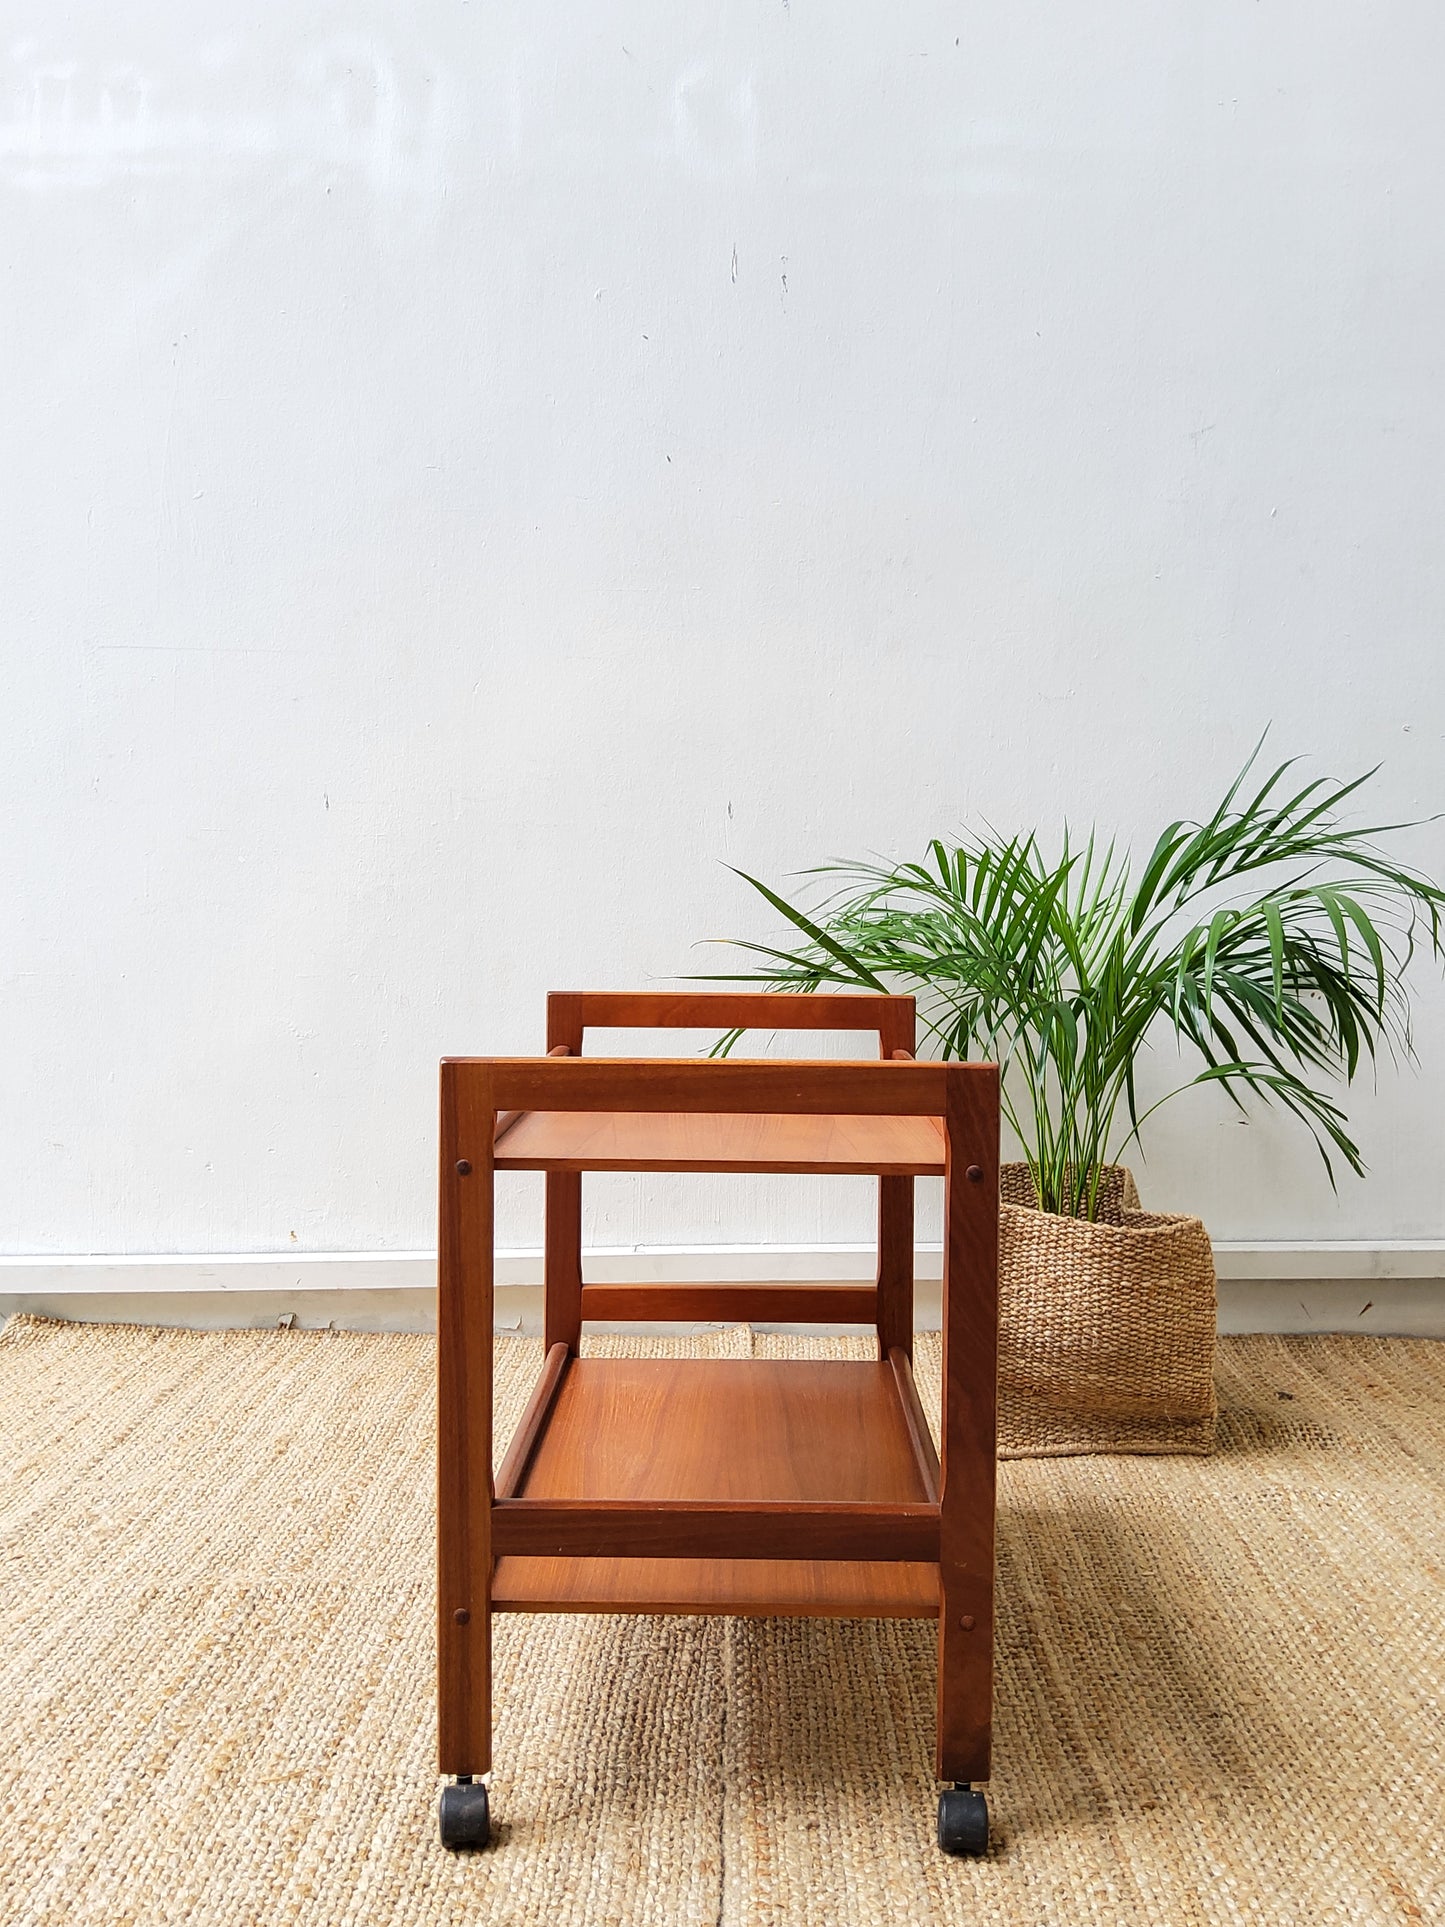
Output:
[{"xmin": 1, "ymin": 1316, "xmax": 1441, "ymax": 1926}]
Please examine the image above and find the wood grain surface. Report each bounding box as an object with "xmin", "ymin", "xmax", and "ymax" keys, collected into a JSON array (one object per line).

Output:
[
  {"xmin": 490, "ymin": 1553, "xmax": 940, "ymax": 1617},
  {"xmin": 495, "ymin": 1106, "xmax": 946, "ymax": 1174}
]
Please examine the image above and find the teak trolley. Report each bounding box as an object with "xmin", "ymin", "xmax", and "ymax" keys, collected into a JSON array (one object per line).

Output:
[{"xmin": 436, "ymin": 991, "xmax": 1000, "ymax": 1856}]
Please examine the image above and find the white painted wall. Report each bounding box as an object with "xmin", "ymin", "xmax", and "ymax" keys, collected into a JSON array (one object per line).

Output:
[{"xmin": 4, "ymin": 1, "xmax": 1444, "ymax": 1272}]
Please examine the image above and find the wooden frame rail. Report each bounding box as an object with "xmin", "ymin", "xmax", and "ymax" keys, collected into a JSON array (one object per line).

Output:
[
  {"xmin": 889, "ymin": 1345, "xmax": 942, "ymax": 1501},
  {"xmin": 554, "ymin": 989, "xmax": 915, "ymax": 1042},
  {"xmin": 493, "ymin": 1341, "xmax": 569, "ymax": 1500},
  {"xmin": 490, "ymin": 1499, "xmax": 941, "ymax": 1563},
  {"xmin": 452, "ymin": 1054, "xmax": 945, "ymax": 1116},
  {"xmin": 577, "ymin": 1282, "xmax": 878, "ymax": 1324}
]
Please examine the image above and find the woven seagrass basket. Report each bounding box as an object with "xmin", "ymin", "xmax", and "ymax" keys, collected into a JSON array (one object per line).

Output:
[{"xmin": 996, "ymin": 1164, "xmax": 1217, "ymax": 1458}]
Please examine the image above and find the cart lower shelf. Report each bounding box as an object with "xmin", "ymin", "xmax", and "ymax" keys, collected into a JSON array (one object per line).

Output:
[{"xmin": 492, "ymin": 1355, "xmax": 943, "ymax": 1619}]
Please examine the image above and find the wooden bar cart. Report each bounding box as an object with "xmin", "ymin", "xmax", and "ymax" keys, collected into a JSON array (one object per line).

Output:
[{"xmin": 436, "ymin": 991, "xmax": 1000, "ymax": 1856}]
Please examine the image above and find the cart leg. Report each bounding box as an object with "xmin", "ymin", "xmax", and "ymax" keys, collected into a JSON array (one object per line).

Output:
[
  {"xmin": 544, "ymin": 997, "xmax": 585, "ymax": 1354},
  {"xmin": 936, "ymin": 1550, "xmax": 994, "ymax": 1857},
  {"xmin": 875, "ymin": 1175, "xmax": 914, "ymax": 1360},
  {"xmin": 437, "ymin": 1587, "xmax": 492, "ymax": 1850},
  {"xmin": 437, "ymin": 1061, "xmax": 496, "ymax": 1849},
  {"xmin": 937, "ymin": 1573, "xmax": 993, "ymax": 1785},
  {"xmin": 936, "ymin": 1065, "xmax": 998, "ymax": 1854},
  {"xmin": 544, "ymin": 1172, "xmax": 583, "ymax": 1352}
]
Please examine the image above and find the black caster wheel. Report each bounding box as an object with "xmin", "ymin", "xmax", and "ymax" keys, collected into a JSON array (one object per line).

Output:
[
  {"xmin": 439, "ymin": 1777, "xmax": 491, "ymax": 1850},
  {"xmin": 938, "ymin": 1784, "xmax": 988, "ymax": 1856}
]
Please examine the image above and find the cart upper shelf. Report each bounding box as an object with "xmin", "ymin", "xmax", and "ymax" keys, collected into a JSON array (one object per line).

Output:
[{"xmin": 492, "ymin": 1108, "xmax": 947, "ymax": 1176}]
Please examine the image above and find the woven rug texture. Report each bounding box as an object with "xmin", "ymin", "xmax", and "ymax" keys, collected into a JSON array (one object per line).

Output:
[{"xmin": 1, "ymin": 1314, "xmax": 1442, "ymax": 1926}]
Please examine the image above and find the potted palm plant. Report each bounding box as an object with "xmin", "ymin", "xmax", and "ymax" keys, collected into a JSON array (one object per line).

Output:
[{"xmin": 709, "ymin": 744, "xmax": 1445, "ymax": 1455}]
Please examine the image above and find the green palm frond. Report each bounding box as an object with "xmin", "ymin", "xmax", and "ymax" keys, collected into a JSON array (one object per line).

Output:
[{"xmin": 701, "ymin": 741, "xmax": 1444, "ymax": 1219}]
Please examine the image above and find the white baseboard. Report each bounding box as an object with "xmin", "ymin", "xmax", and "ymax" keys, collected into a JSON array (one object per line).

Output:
[{"xmin": 2, "ymin": 1242, "xmax": 1443, "ymax": 1338}]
